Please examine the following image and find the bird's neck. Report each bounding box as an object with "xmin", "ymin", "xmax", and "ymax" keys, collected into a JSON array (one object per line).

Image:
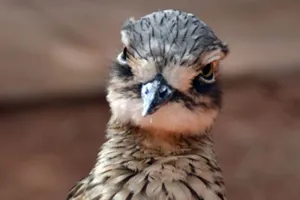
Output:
[
  {"xmin": 104, "ymin": 118, "xmax": 217, "ymax": 159},
  {"xmin": 92, "ymin": 119, "xmax": 225, "ymax": 200}
]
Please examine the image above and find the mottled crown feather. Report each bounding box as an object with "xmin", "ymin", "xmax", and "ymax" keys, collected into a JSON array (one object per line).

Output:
[{"xmin": 120, "ymin": 9, "xmax": 228, "ymax": 65}]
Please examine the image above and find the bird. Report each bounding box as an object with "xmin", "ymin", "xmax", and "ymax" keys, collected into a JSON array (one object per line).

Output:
[{"xmin": 67, "ymin": 9, "xmax": 229, "ymax": 200}]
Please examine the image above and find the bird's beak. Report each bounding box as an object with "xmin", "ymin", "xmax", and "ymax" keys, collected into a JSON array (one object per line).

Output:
[{"xmin": 141, "ymin": 74, "xmax": 174, "ymax": 116}]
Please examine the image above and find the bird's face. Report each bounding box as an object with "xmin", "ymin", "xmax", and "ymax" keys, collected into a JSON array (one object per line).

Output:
[{"xmin": 107, "ymin": 10, "xmax": 229, "ymax": 135}]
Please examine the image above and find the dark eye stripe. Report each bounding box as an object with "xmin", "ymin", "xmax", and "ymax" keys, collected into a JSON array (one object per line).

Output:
[
  {"xmin": 192, "ymin": 75, "xmax": 219, "ymax": 94},
  {"xmin": 171, "ymin": 91, "xmax": 206, "ymax": 110},
  {"xmin": 114, "ymin": 84, "xmax": 142, "ymax": 99},
  {"xmin": 111, "ymin": 62, "xmax": 133, "ymax": 80},
  {"xmin": 191, "ymin": 78, "xmax": 222, "ymax": 108}
]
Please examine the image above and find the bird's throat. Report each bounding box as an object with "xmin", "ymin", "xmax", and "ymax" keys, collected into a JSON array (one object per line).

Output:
[{"xmin": 106, "ymin": 117, "xmax": 215, "ymax": 157}]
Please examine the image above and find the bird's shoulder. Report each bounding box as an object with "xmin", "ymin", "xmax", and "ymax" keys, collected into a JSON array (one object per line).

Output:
[{"xmin": 67, "ymin": 175, "xmax": 93, "ymax": 200}]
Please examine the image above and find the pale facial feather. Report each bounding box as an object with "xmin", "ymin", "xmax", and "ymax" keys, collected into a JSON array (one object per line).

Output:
[
  {"xmin": 128, "ymin": 59, "xmax": 198, "ymax": 92},
  {"xmin": 128, "ymin": 59, "xmax": 158, "ymax": 83},
  {"xmin": 107, "ymin": 91, "xmax": 218, "ymax": 135},
  {"xmin": 110, "ymin": 53, "xmax": 221, "ymax": 135},
  {"xmin": 162, "ymin": 65, "xmax": 198, "ymax": 92}
]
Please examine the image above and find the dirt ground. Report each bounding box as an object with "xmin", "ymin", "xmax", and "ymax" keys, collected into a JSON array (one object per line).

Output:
[{"xmin": 0, "ymin": 73, "xmax": 300, "ymax": 200}]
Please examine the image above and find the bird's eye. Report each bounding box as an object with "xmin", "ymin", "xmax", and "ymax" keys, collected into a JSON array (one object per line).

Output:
[
  {"xmin": 117, "ymin": 47, "xmax": 128, "ymax": 65},
  {"xmin": 199, "ymin": 62, "xmax": 216, "ymax": 83}
]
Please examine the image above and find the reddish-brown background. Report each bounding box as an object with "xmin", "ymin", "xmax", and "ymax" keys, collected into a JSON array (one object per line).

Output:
[{"xmin": 0, "ymin": 1, "xmax": 299, "ymax": 200}]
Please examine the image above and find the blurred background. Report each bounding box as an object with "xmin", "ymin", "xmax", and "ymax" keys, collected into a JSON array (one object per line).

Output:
[{"xmin": 0, "ymin": 0, "xmax": 299, "ymax": 199}]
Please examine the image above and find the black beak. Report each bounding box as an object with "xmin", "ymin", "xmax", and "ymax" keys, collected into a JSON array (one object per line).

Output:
[{"xmin": 141, "ymin": 74, "xmax": 174, "ymax": 116}]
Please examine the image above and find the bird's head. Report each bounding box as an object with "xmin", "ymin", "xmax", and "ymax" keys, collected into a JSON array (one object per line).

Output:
[{"xmin": 107, "ymin": 10, "xmax": 229, "ymax": 135}]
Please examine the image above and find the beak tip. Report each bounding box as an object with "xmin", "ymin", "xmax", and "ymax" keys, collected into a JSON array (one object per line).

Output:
[
  {"xmin": 142, "ymin": 112, "xmax": 147, "ymax": 117},
  {"xmin": 142, "ymin": 107, "xmax": 149, "ymax": 117},
  {"xmin": 142, "ymin": 104, "xmax": 153, "ymax": 117}
]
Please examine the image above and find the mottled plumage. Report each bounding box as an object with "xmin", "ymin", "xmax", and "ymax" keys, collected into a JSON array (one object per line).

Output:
[{"xmin": 67, "ymin": 9, "xmax": 229, "ymax": 200}]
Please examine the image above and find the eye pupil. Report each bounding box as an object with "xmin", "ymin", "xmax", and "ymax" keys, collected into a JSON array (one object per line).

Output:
[
  {"xmin": 198, "ymin": 62, "xmax": 216, "ymax": 84},
  {"xmin": 159, "ymin": 86, "xmax": 168, "ymax": 98},
  {"xmin": 121, "ymin": 47, "xmax": 127, "ymax": 61},
  {"xmin": 117, "ymin": 47, "xmax": 129, "ymax": 65},
  {"xmin": 201, "ymin": 63, "xmax": 213, "ymax": 77}
]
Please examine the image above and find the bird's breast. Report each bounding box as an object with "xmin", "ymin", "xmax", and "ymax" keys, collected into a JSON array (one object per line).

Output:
[{"xmin": 88, "ymin": 153, "xmax": 225, "ymax": 200}]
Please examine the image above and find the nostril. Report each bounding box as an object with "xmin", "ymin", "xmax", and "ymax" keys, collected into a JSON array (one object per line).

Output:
[
  {"xmin": 159, "ymin": 86, "xmax": 169, "ymax": 99},
  {"xmin": 142, "ymin": 84, "xmax": 150, "ymax": 96}
]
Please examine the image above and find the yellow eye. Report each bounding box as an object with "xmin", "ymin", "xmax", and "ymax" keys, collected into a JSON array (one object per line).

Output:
[
  {"xmin": 199, "ymin": 62, "xmax": 217, "ymax": 83},
  {"xmin": 201, "ymin": 63, "xmax": 214, "ymax": 77}
]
